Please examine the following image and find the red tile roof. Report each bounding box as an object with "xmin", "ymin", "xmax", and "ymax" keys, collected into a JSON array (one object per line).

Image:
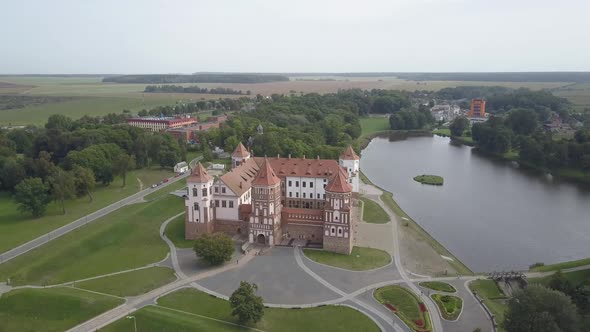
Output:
[
  {"xmin": 232, "ymin": 142, "xmax": 250, "ymax": 158},
  {"xmin": 325, "ymin": 168, "xmax": 352, "ymax": 193},
  {"xmin": 340, "ymin": 146, "xmax": 360, "ymax": 160},
  {"xmin": 219, "ymin": 158, "xmax": 260, "ymax": 196},
  {"xmin": 188, "ymin": 162, "xmax": 212, "ymax": 183},
  {"xmin": 253, "ymin": 157, "xmax": 342, "ymax": 179},
  {"xmin": 253, "ymin": 158, "xmax": 281, "ymax": 186}
]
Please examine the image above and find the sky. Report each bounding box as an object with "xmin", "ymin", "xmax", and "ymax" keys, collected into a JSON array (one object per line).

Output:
[{"xmin": 2, "ymin": 0, "xmax": 589, "ymax": 74}]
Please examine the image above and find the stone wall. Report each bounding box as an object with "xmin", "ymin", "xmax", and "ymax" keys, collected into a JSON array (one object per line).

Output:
[
  {"xmin": 214, "ymin": 219, "xmax": 248, "ymax": 236},
  {"xmin": 185, "ymin": 207, "xmax": 214, "ymax": 240},
  {"xmin": 324, "ymin": 235, "xmax": 353, "ymax": 254},
  {"xmin": 284, "ymin": 223, "xmax": 324, "ymax": 244}
]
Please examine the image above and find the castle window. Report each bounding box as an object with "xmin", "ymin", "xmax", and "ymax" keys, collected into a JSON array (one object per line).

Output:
[
  {"xmin": 323, "ymin": 184, "xmax": 326, "ymax": 188},
  {"xmin": 192, "ymin": 188, "xmax": 198, "ymax": 197},
  {"xmin": 296, "ymin": 181, "xmax": 299, "ymax": 187},
  {"xmin": 222, "ymin": 200, "xmax": 227, "ymax": 208},
  {"xmin": 193, "ymin": 203, "xmax": 199, "ymax": 211},
  {"xmin": 296, "ymin": 192, "xmax": 299, "ymax": 198},
  {"xmin": 303, "ymin": 182, "xmax": 306, "ymax": 188},
  {"xmin": 215, "ymin": 200, "xmax": 219, "ymax": 207},
  {"xmin": 229, "ymin": 201, "xmax": 234, "ymax": 208},
  {"xmin": 222, "ymin": 187, "xmax": 226, "ymax": 194},
  {"xmin": 317, "ymin": 193, "xmax": 320, "ymax": 199},
  {"xmin": 310, "ymin": 182, "xmax": 313, "ymax": 188},
  {"xmin": 302, "ymin": 193, "xmax": 306, "ymax": 198},
  {"xmin": 323, "ymin": 194, "xmax": 326, "ymax": 199},
  {"xmin": 339, "ymin": 229, "xmax": 342, "ymax": 234},
  {"xmin": 288, "ymin": 180, "xmax": 292, "ymax": 186},
  {"xmin": 215, "ymin": 187, "xmax": 219, "ymax": 193},
  {"xmin": 331, "ymin": 227, "xmax": 335, "ymax": 235},
  {"xmin": 289, "ymin": 192, "xmax": 292, "ymax": 197},
  {"xmin": 202, "ymin": 188, "xmax": 207, "ymax": 197}
]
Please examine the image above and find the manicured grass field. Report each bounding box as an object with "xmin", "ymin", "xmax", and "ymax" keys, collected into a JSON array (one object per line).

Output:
[
  {"xmin": 413, "ymin": 174, "xmax": 444, "ymax": 186},
  {"xmin": 165, "ymin": 213, "xmax": 194, "ymax": 248},
  {"xmin": 431, "ymin": 294, "xmax": 462, "ymax": 321},
  {"xmin": 360, "ymin": 197, "xmax": 389, "ymax": 223},
  {"xmin": 75, "ymin": 267, "xmax": 177, "ymax": 297},
  {"xmin": 529, "ymin": 257, "xmax": 590, "ymax": 272},
  {"xmin": 360, "ymin": 116, "xmax": 390, "ymax": 137},
  {"xmin": 468, "ymin": 279, "xmax": 507, "ymax": 329},
  {"xmin": 303, "ymin": 246, "xmax": 391, "ymax": 271},
  {"xmin": 0, "ymin": 287, "xmax": 123, "ymax": 332},
  {"xmin": 419, "ymin": 281, "xmax": 456, "ymax": 293},
  {"xmin": 103, "ymin": 288, "xmax": 380, "ymax": 332},
  {"xmin": 0, "ymin": 168, "xmax": 173, "ymax": 255},
  {"xmin": 374, "ymin": 285, "xmax": 432, "ymax": 331},
  {"xmin": 0, "ymin": 195, "xmax": 184, "ymax": 286}
]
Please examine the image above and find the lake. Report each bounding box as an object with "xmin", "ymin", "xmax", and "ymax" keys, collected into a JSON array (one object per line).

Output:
[{"xmin": 361, "ymin": 136, "xmax": 590, "ymax": 272}]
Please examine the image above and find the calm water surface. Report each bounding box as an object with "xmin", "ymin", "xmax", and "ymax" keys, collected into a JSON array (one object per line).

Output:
[{"xmin": 361, "ymin": 136, "xmax": 590, "ymax": 272}]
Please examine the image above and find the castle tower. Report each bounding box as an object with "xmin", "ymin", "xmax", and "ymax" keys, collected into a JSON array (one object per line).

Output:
[
  {"xmin": 231, "ymin": 142, "xmax": 251, "ymax": 169},
  {"xmin": 249, "ymin": 158, "xmax": 282, "ymax": 245},
  {"xmin": 185, "ymin": 162, "xmax": 214, "ymax": 240},
  {"xmin": 339, "ymin": 146, "xmax": 360, "ymax": 193},
  {"xmin": 323, "ymin": 169, "xmax": 354, "ymax": 254}
]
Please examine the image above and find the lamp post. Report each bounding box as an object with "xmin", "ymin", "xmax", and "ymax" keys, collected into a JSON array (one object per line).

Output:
[{"xmin": 126, "ymin": 315, "xmax": 137, "ymax": 332}]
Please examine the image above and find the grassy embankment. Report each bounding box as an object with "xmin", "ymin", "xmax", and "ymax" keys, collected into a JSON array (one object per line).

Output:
[
  {"xmin": 413, "ymin": 174, "xmax": 444, "ymax": 186},
  {"xmin": 102, "ymin": 288, "xmax": 380, "ymax": 332},
  {"xmin": 374, "ymin": 285, "xmax": 432, "ymax": 331},
  {"xmin": 529, "ymin": 269, "xmax": 590, "ymax": 286},
  {"xmin": 418, "ymin": 281, "xmax": 456, "ymax": 293},
  {"xmin": 75, "ymin": 267, "xmax": 177, "ymax": 297},
  {"xmin": 431, "ymin": 294, "xmax": 462, "ymax": 321},
  {"xmin": 529, "ymin": 257, "xmax": 590, "ymax": 272},
  {"xmin": 432, "ymin": 128, "xmax": 475, "ymax": 146},
  {"xmin": 358, "ymin": 117, "xmax": 393, "ymax": 148},
  {"xmin": 359, "ymin": 171, "xmax": 473, "ymax": 276},
  {"xmin": 359, "ymin": 197, "xmax": 389, "ymax": 224},
  {"xmin": 0, "ymin": 167, "xmax": 173, "ymax": 254},
  {"xmin": 303, "ymin": 246, "xmax": 391, "ymax": 271},
  {"xmin": 0, "ymin": 194, "xmax": 184, "ymax": 286},
  {"xmin": 0, "ymin": 287, "xmax": 123, "ymax": 332},
  {"xmin": 468, "ymin": 279, "xmax": 507, "ymax": 331},
  {"xmin": 165, "ymin": 213, "xmax": 194, "ymax": 248}
]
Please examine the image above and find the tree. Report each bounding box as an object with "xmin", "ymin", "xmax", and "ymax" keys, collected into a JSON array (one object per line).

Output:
[
  {"xmin": 14, "ymin": 177, "xmax": 51, "ymax": 217},
  {"xmin": 229, "ymin": 281, "xmax": 264, "ymax": 324},
  {"xmin": 113, "ymin": 153, "xmax": 136, "ymax": 187},
  {"xmin": 506, "ymin": 109, "xmax": 539, "ymax": 135},
  {"xmin": 45, "ymin": 114, "xmax": 74, "ymax": 131},
  {"xmin": 72, "ymin": 166, "xmax": 96, "ymax": 201},
  {"xmin": 449, "ymin": 117, "xmax": 469, "ymax": 137},
  {"xmin": 48, "ymin": 168, "xmax": 76, "ymax": 214},
  {"xmin": 503, "ymin": 285, "xmax": 580, "ymax": 332},
  {"xmin": 193, "ymin": 233, "xmax": 234, "ymax": 265}
]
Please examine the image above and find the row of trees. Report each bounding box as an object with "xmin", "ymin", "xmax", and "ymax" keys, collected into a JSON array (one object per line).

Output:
[
  {"xmin": 144, "ymin": 85, "xmax": 247, "ymax": 95},
  {"xmin": 136, "ymin": 98, "xmax": 249, "ymax": 117},
  {"xmin": 0, "ymin": 113, "xmax": 187, "ymax": 217},
  {"xmin": 504, "ymin": 272, "xmax": 589, "ymax": 331},
  {"xmin": 389, "ymin": 106, "xmax": 435, "ymax": 130}
]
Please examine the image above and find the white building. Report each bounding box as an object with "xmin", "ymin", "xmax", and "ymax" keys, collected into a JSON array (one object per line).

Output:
[{"xmin": 174, "ymin": 161, "xmax": 189, "ymax": 174}]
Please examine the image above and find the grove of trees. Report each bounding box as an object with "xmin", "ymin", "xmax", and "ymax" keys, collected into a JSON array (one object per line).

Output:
[
  {"xmin": 193, "ymin": 233, "xmax": 234, "ymax": 265},
  {"xmin": 144, "ymin": 85, "xmax": 245, "ymax": 95}
]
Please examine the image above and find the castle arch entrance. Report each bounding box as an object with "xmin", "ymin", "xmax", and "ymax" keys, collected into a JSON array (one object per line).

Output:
[{"xmin": 257, "ymin": 234, "xmax": 266, "ymax": 244}]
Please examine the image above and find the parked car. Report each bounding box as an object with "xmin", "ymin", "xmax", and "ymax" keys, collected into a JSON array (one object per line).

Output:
[
  {"xmin": 151, "ymin": 184, "xmax": 157, "ymax": 188},
  {"xmin": 163, "ymin": 178, "xmax": 169, "ymax": 183}
]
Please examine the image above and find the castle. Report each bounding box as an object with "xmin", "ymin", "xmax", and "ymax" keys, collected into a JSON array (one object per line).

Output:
[{"xmin": 185, "ymin": 143, "xmax": 360, "ymax": 254}]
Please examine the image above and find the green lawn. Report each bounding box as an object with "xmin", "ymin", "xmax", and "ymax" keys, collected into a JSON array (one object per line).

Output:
[
  {"xmin": 103, "ymin": 288, "xmax": 380, "ymax": 332},
  {"xmin": 144, "ymin": 179, "xmax": 187, "ymax": 201},
  {"xmin": 419, "ymin": 281, "xmax": 456, "ymax": 293},
  {"xmin": 0, "ymin": 287, "xmax": 123, "ymax": 332},
  {"xmin": 432, "ymin": 128, "xmax": 451, "ymax": 137},
  {"xmin": 75, "ymin": 267, "xmax": 177, "ymax": 297},
  {"xmin": 374, "ymin": 285, "xmax": 432, "ymax": 331},
  {"xmin": 431, "ymin": 294, "xmax": 462, "ymax": 321},
  {"xmin": 165, "ymin": 213, "xmax": 194, "ymax": 248},
  {"xmin": 360, "ymin": 116, "xmax": 390, "ymax": 137},
  {"xmin": 413, "ymin": 174, "xmax": 444, "ymax": 186},
  {"xmin": 469, "ymin": 279, "xmax": 507, "ymax": 329},
  {"xmin": 0, "ymin": 168, "xmax": 173, "ymax": 254},
  {"xmin": 303, "ymin": 246, "xmax": 391, "ymax": 271},
  {"xmin": 0, "ymin": 195, "xmax": 184, "ymax": 286},
  {"xmin": 529, "ymin": 269, "xmax": 590, "ymax": 287},
  {"xmin": 529, "ymin": 257, "xmax": 590, "ymax": 272},
  {"xmin": 360, "ymin": 197, "xmax": 389, "ymax": 223}
]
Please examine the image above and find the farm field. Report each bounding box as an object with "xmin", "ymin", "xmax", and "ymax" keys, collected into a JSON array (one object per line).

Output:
[
  {"xmin": 102, "ymin": 288, "xmax": 380, "ymax": 332},
  {"xmin": 0, "ymin": 167, "xmax": 173, "ymax": 255},
  {"xmin": 553, "ymin": 82, "xmax": 590, "ymax": 111},
  {"xmin": 0, "ymin": 75, "xmax": 578, "ymax": 125},
  {"xmin": 0, "ymin": 194, "xmax": 184, "ymax": 286},
  {"xmin": 0, "ymin": 287, "xmax": 123, "ymax": 332}
]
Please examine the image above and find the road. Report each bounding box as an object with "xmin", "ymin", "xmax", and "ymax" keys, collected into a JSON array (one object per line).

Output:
[{"xmin": 0, "ymin": 156, "xmax": 201, "ymax": 265}]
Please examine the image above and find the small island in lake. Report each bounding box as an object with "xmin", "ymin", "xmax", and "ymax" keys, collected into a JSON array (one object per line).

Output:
[{"xmin": 413, "ymin": 174, "xmax": 444, "ymax": 186}]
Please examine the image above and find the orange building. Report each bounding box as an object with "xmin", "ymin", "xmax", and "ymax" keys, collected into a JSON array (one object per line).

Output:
[{"xmin": 468, "ymin": 98, "xmax": 486, "ymax": 118}]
